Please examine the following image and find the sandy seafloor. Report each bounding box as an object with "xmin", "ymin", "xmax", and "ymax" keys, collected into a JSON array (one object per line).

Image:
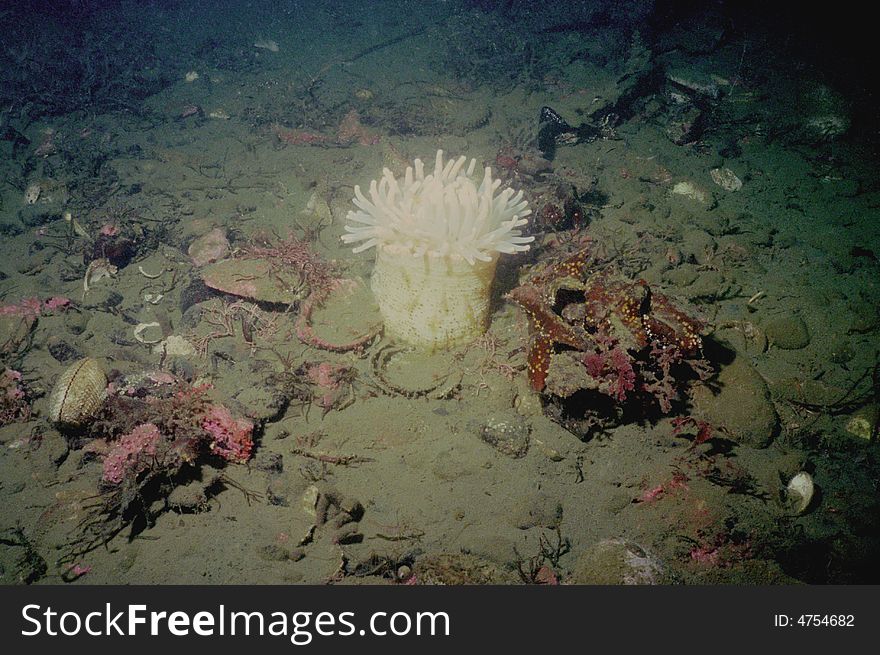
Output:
[{"xmin": 0, "ymin": 1, "xmax": 878, "ymax": 585}]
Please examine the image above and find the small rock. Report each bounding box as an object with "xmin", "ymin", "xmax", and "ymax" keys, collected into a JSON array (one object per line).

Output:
[
  {"xmin": 266, "ymin": 476, "xmax": 303, "ymax": 507},
  {"xmin": 665, "ymin": 107, "xmax": 706, "ymax": 145},
  {"xmin": 41, "ymin": 431, "xmax": 70, "ymax": 467},
  {"xmin": 764, "ymin": 315, "xmax": 810, "ymax": 350},
  {"xmin": 167, "ymin": 480, "xmax": 208, "ymax": 512},
  {"xmin": 413, "ymin": 553, "xmax": 518, "ymax": 585},
  {"xmin": 508, "ymin": 493, "xmax": 562, "ymax": 529},
  {"xmin": 770, "ymin": 378, "xmax": 842, "ymax": 406},
  {"xmin": 663, "ymin": 264, "xmax": 700, "ymax": 288},
  {"xmin": 255, "ymin": 451, "xmax": 283, "ymax": 474},
  {"xmin": 572, "ymin": 539, "xmax": 670, "ymax": 585},
  {"xmin": 152, "ymin": 334, "xmax": 197, "ymax": 358},
  {"xmin": 478, "ymin": 414, "xmax": 531, "ymax": 458},
  {"xmin": 846, "ymin": 303, "xmax": 878, "ymax": 334},
  {"xmin": 62, "ymin": 311, "xmax": 91, "ymax": 336},
  {"xmin": 432, "ymin": 449, "xmax": 477, "ymax": 481},
  {"xmin": 47, "ymin": 336, "xmax": 84, "ymax": 363},
  {"xmin": 235, "ymin": 384, "xmax": 286, "ymax": 423},
  {"xmin": 691, "ymin": 352, "xmax": 778, "ymax": 447},
  {"xmin": 845, "ymin": 405, "xmax": 878, "ymax": 441},
  {"xmin": 0, "ymin": 528, "xmax": 47, "ymax": 584},
  {"xmin": 257, "ymin": 544, "xmax": 290, "ymax": 562},
  {"xmin": 187, "ymin": 227, "xmax": 230, "ymax": 267}
]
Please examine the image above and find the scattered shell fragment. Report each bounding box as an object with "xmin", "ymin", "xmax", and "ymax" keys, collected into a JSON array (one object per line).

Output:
[
  {"xmin": 133, "ymin": 322, "xmax": 163, "ymax": 344},
  {"xmin": 845, "ymin": 405, "xmax": 878, "ymax": 441},
  {"xmin": 671, "ymin": 180, "xmax": 712, "ymax": 205},
  {"xmin": 301, "ymin": 485, "xmax": 319, "ymax": 517},
  {"xmin": 143, "ymin": 293, "xmax": 164, "ymax": 305},
  {"xmin": 48, "ymin": 358, "xmax": 108, "ymax": 428},
  {"xmin": 785, "ymin": 472, "xmax": 815, "ymax": 515},
  {"xmin": 301, "ymin": 191, "xmax": 332, "ymax": 223},
  {"xmin": 138, "ymin": 265, "xmax": 164, "ymax": 279},
  {"xmin": 208, "ymin": 109, "xmax": 230, "ymax": 120},
  {"xmin": 64, "ymin": 211, "xmax": 90, "ymax": 238},
  {"xmin": 533, "ymin": 437, "xmax": 565, "ymax": 462},
  {"xmin": 184, "ymin": 71, "xmax": 199, "ymax": 83},
  {"xmin": 254, "ymin": 38, "xmax": 279, "ymax": 52},
  {"xmin": 24, "ymin": 183, "xmax": 41, "ymax": 205},
  {"xmin": 82, "ymin": 258, "xmax": 117, "ymax": 296},
  {"xmin": 710, "ymin": 167, "xmax": 743, "ymax": 192}
]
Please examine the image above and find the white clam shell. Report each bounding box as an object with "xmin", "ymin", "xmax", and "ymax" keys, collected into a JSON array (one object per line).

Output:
[{"xmin": 786, "ymin": 471, "xmax": 815, "ymax": 515}]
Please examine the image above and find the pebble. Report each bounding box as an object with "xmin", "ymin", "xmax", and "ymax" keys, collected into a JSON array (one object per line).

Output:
[
  {"xmin": 691, "ymin": 353, "xmax": 778, "ymax": 448},
  {"xmin": 764, "ymin": 315, "xmax": 811, "ymax": 350},
  {"xmin": 478, "ymin": 414, "xmax": 531, "ymax": 458}
]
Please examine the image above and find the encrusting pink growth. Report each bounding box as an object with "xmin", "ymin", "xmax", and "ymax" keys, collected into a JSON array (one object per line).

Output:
[
  {"xmin": 0, "ymin": 297, "xmax": 43, "ymax": 319},
  {"xmin": 202, "ymin": 405, "xmax": 254, "ymax": 463},
  {"xmin": 1, "ymin": 368, "xmax": 30, "ymax": 425},
  {"xmin": 43, "ymin": 296, "xmax": 71, "ymax": 311},
  {"xmin": 0, "ymin": 296, "xmax": 71, "ymax": 317},
  {"xmin": 102, "ymin": 423, "xmax": 162, "ymax": 485}
]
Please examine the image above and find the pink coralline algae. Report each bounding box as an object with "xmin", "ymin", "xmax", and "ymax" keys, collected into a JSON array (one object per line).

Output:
[
  {"xmin": 1, "ymin": 368, "xmax": 30, "ymax": 425},
  {"xmin": 43, "ymin": 296, "xmax": 71, "ymax": 312},
  {"xmin": 0, "ymin": 297, "xmax": 43, "ymax": 319},
  {"xmin": 0, "ymin": 296, "xmax": 71, "ymax": 317},
  {"xmin": 102, "ymin": 423, "xmax": 162, "ymax": 485},
  {"xmin": 202, "ymin": 405, "xmax": 254, "ymax": 463}
]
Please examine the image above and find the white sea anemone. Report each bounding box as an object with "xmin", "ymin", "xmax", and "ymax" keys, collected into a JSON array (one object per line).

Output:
[
  {"xmin": 342, "ymin": 150, "xmax": 533, "ymax": 349},
  {"xmin": 342, "ymin": 149, "xmax": 533, "ymax": 265}
]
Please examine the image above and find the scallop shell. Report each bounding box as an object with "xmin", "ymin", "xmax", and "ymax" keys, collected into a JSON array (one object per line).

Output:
[
  {"xmin": 48, "ymin": 358, "xmax": 108, "ymax": 427},
  {"xmin": 785, "ymin": 471, "xmax": 815, "ymax": 515}
]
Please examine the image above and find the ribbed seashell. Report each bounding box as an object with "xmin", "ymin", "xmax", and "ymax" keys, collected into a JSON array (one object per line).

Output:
[{"xmin": 48, "ymin": 358, "xmax": 108, "ymax": 427}]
